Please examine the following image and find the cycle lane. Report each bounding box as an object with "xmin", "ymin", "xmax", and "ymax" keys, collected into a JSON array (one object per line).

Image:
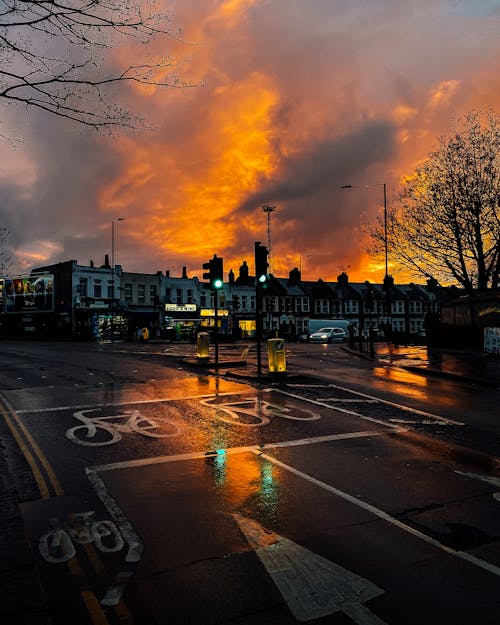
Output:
[
  {"xmin": 7, "ymin": 371, "xmax": 500, "ymax": 624},
  {"xmin": 91, "ymin": 435, "xmax": 500, "ymax": 625},
  {"xmin": 92, "ymin": 434, "xmax": 500, "ymax": 624},
  {"xmin": 5, "ymin": 375, "xmax": 384, "ymax": 625}
]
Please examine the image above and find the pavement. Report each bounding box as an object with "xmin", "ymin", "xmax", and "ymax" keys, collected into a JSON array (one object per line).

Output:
[
  {"xmin": 1, "ymin": 341, "xmax": 500, "ymax": 625},
  {"xmin": 366, "ymin": 342, "xmax": 500, "ymax": 388}
]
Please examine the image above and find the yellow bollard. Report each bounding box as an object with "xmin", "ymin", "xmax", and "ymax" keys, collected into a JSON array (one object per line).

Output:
[
  {"xmin": 197, "ymin": 332, "xmax": 210, "ymax": 360},
  {"xmin": 267, "ymin": 338, "xmax": 286, "ymax": 373}
]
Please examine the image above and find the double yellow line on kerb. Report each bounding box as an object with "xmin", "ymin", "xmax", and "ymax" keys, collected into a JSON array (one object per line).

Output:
[{"xmin": 0, "ymin": 394, "xmax": 133, "ymax": 625}]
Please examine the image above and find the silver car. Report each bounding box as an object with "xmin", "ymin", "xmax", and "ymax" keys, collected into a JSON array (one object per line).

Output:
[{"xmin": 309, "ymin": 327, "xmax": 347, "ymax": 343}]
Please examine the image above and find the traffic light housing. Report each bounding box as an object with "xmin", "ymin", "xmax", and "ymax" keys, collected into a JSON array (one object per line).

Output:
[
  {"xmin": 203, "ymin": 255, "xmax": 224, "ymax": 291},
  {"xmin": 255, "ymin": 242, "xmax": 269, "ymax": 287}
]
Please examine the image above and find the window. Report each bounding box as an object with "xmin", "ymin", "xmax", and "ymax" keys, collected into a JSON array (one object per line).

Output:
[
  {"xmin": 200, "ymin": 293, "xmax": 207, "ymax": 308},
  {"xmin": 250, "ymin": 295, "xmax": 256, "ymax": 311},
  {"xmin": 241, "ymin": 295, "xmax": 248, "ymax": 310},
  {"xmin": 392, "ymin": 319, "xmax": 405, "ymax": 332},
  {"xmin": 93, "ymin": 280, "xmax": 102, "ymax": 298},
  {"xmin": 187, "ymin": 289, "xmax": 193, "ymax": 304},
  {"xmin": 315, "ymin": 300, "xmax": 329, "ymax": 314},
  {"xmin": 176, "ymin": 288, "xmax": 182, "ymax": 304},
  {"xmin": 137, "ymin": 284, "xmax": 145, "ymax": 304},
  {"xmin": 124, "ymin": 283, "xmax": 133, "ymax": 303},
  {"xmin": 344, "ymin": 300, "xmax": 358, "ymax": 314},
  {"xmin": 149, "ymin": 285, "xmax": 157, "ymax": 303},
  {"xmin": 409, "ymin": 300, "xmax": 422, "ymax": 314},
  {"xmin": 392, "ymin": 301, "xmax": 404, "ymax": 314},
  {"xmin": 296, "ymin": 297, "xmax": 309, "ymax": 313},
  {"xmin": 165, "ymin": 288, "xmax": 171, "ymax": 303},
  {"xmin": 78, "ymin": 278, "xmax": 88, "ymax": 297},
  {"xmin": 107, "ymin": 284, "xmax": 114, "ymax": 298}
]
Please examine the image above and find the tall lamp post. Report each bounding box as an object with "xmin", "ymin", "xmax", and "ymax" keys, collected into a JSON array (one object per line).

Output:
[
  {"xmin": 340, "ymin": 183, "xmax": 390, "ymax": 338},
  {"xmin": 111, "ymin": 217, "xmax": 125, "ymax": 342}
]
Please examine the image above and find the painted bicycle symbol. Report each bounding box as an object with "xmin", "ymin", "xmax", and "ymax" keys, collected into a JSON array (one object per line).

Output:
[
  {"xmin": 200, "ymin": 397, "xmax": 320, "ymax": 427},
  {"xmin": 39, "ymin": 511, "xmax": 124, "ymax": 564},
  {"xmin": 65, "ymin": 408, "xmax": 181, "ymax": 446}
]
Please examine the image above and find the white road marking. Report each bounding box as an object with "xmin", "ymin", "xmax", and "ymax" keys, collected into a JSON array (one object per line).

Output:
[
  {"xmin": 233, "ymin": 513, "xmax": 387, "ymax": 624},
  {"xmin": 455, "ymin": 471, "xmax": 500, "ymax": 502},
  {"xmin": 455, "ymin": 471, "xmax": 500, "ymax": 488},
  {"xmin": 85, "ymin": 469, "xmax": 143, "ymax": 564},
  {"xmin": 259, "ymin": 452, "xmax": 500, "ymax": 578},
  {"xmin": 272, "ymin": 388, "xmax": 401, "ymax": 429},
  {"xmin": 276, "ymin": 384, "xmax": 463, "ymax": 426},
  {"xmin": 15, "ymin": 391, "xmax": 241, "ymax": 414},
  {"xmin": 100, "ymin": 571, "xmax": 134, "ymax": 607},
  {"xmin": 200, "ymin": 397, "xmax": 321, "ymax": 428},
  {"xmin": 89, "ymin": 431, "xmax": 381, "ymax": 473},
  {"xmin": 323, "ymin": 398, "xmax": 379, "ymax": 403}
]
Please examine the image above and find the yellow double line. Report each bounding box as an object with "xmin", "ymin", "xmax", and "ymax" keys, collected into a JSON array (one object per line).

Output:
[{"xmin": 0, "ymin": 394, "xmax": 133, "ymax": 625}]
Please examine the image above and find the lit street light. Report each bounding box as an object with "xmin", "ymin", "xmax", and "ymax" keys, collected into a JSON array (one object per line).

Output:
[{"xmin": 340, "ymin": 183, "xmax": 388, "ymax": 279}]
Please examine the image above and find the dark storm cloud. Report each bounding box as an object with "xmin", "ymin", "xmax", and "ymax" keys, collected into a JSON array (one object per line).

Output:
[
  {"xmin": 0, "ymin": 0, "xmax": 498, "ymax": 279},
  {"xmin": 238, "ymin": 120, "xmax": 396, "ymax": 215}
]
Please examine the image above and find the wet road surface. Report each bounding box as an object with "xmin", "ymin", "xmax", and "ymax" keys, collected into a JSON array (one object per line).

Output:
[{"xmin": 0, "ymin": 341, "xmax": 499, "ymax": 625}]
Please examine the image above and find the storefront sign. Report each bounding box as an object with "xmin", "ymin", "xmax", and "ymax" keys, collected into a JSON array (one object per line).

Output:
[
  {"xmin": 200, "ymin": 308, "xmax": 229, "ymax": 317},
  {"xmin": 164, "ymin": 304, "xmax": 197, "ymax": 312}
]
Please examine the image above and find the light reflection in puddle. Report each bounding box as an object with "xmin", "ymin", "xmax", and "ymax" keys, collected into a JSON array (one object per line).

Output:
[
  {"xmin": 373, "ymin": 365, "xmax": 461, "ymax": 407},
  {"xmin": 205, "ymin": 451, "xmax": 283, "ymax": 526},
  {"xmin": 92, "ymin": 374, "xmax": 247, "ymax": 405}
]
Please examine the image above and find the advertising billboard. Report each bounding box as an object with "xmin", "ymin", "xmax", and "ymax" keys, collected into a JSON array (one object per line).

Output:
[{"xmin": 1, "ymin": 274, "xmax": 54, "ymax": 313}]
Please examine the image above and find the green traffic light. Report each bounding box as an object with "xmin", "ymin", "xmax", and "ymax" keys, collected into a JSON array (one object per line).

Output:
[
  {"xmin": 213, "ymin": 278, "xmax": 223, "ymax": 289},
  {"xmin": 258, "ymin": 274, "xmax": 268, "ymax": 283}
]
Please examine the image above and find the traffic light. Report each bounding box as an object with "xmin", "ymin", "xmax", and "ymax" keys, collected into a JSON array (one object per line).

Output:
[
  {"xmin": 255, "ymin": 242, "xmax": 269, "ymax": 287},
  {"xmin": 202, "ymin": 255, "xmax": 224, "ymax": 291}
]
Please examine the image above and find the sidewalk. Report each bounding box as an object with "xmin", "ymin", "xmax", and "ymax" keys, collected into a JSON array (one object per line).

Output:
[{"xmin": 356, "ymin": 343, "xmax": 500, "ymax": 388}]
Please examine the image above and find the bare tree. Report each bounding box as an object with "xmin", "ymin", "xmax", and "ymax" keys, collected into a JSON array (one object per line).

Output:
[
  {"xmin": 371, "ymin": 111, "xmax": 500, "ymax": 294},
  {"xmin": 0, "ymin": 0, "xmax": 196, "ymax": 130}
]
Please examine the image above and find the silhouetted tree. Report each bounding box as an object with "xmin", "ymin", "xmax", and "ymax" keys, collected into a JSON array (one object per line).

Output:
[
  {"xmin": 372, "ymin": 111, "xmax": 499, "ymax": 294},
  {"xmin": 0, "ymin": 0, "xmax": 195, "ymax": 130}
]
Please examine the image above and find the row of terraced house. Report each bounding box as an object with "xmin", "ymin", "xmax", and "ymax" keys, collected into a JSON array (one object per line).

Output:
[{"xmin": 0, "ymin": 257, "xmax": 458, "ymax": 342}]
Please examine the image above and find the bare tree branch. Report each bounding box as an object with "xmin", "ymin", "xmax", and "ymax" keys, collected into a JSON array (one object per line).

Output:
[
  {"xmin": 0, "ymin": 0, "xmax": 199, "ymax": 130},
  {"xmin": 369, "ymin": 111, "xmax": 500, "ymax": 294}
]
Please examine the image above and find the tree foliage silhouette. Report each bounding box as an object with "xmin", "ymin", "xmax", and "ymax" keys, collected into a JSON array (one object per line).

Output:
[{"xmin": 371, "ymin": 111, "xmax": 500, "ymax": 294}]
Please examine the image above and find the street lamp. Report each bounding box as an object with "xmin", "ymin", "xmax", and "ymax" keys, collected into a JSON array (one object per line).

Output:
[
  {"xmin": 340, "ymin": 183, "xmax": 390, "ymax": 339},
  {"xmin": 111, "ymin": 218, "xmax": 125, "ymax": 341},
  {"xmin": 340, "ymin": 183, "xmax": 387, "ymax": 278}
]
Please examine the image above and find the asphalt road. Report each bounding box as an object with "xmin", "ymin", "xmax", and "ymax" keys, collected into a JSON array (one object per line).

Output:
[{"xmin": 1, "ymin": 340, "xmax": 499, "ymax": 625}]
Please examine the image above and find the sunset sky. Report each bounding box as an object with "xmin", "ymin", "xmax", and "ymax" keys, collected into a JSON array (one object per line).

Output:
[{"xmin": 1, "ymin": 0, "xmax": 499, "ymax": 283}]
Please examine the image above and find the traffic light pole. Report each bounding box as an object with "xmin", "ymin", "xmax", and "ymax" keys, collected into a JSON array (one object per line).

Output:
[
  {"xmin": 255, "ymin": 283, "xmax": 263, "ymax": 376},
  {"xmin": 202, "ymin": 254, "xmax": 224, "ymax": 367},
  {"xmin": 214, "ymin": 289, "xmax": 219, "ymax": 368},
  {"xmin": 254, "ymin": 241, "xmax": 269, "ymax": 377}
]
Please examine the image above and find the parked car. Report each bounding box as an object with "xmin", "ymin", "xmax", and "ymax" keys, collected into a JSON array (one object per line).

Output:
[{"xmin": 309, "ymin": 327, "xmax": 347, "ymax": 343}]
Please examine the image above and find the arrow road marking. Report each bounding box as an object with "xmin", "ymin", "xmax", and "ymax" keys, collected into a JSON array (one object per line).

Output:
[{"xmin": 233, "ymin": 513, "xmax": 387, "ymax": 624}]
